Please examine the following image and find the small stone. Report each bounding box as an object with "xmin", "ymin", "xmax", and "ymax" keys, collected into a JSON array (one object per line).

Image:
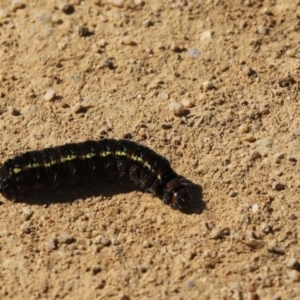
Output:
[
  {"xmin": 242, "ymin": 66, "xmax": 255, "ymax": 76},
  {"xmin": 43, "ymin": 88, "xmax": 56, "ymax": 101},
  {"xmin": 0, "ymin": 9, "xmax": 9, "ymax": 18},
  {"xmin": 272, "ymin": 181, "xmax": 285, "ymax": 191},
  {"xmin": 268, "ymin": 241, "xmax": 285, "ymax": 255},
  {"xmin": 159, "ymin": 92, "xmax": 169, "ymax": 100},
  {"xmin": 57, "ymin": 234, "xmax": 75, "ymax": 244},
  {"xmin": 45, "ymin": 238, "xmax": 58, "ymax": 252},
  {"xmin": 285, "ymin": 258, "xmax": 300, "ymax": 270},
  {"xmin": 142, "ymin": 19, "xmax": 153, "ymax": 27},
  {"xmin": 257, "ymin": 25, "xmax": 267, "ymax": 34},
  {"xmin": 170, "ymin": 42, "xmax": 181, "ymax": 53},
  {"xmin": 101, "ymin": 237, "xmax": 111, "ymax": 247},
  {"xmin": 92, "ymin": 265, "xmax": 101, "ymax": 275},
  {"xmin": 244, "ymin": 134, "xmax": 256, "ymax": 143},
  {"xmin": 289, "ymin": 214, "xmax": 297, "ymax": 220},
  {"xmin": 22, "ymin": 207, "xmax": 33, "ymax": 220},
  {"xmin": 229, "ymin": 190, "xmax": 237, "ymax": 197},
  {"xmin": 286, "ymin": 49, "xmax": 296, "ymax": 57},
  {"xmin": 200, "ymin": 30, "xmax": 213, "ymax": 41},
  {"xmin": 252, "ymin": 204, "xmax": 259, "ymax": 213},
  {"xmin": 261, "ymin": 223, "xmax": 272, "ymax": 234},
  {"xmin": 11, "ymin": 0, "xmax": 25, "ymax": 10},
  {"xmin": 287, "ymin": 156, "xmax": 297, "ymax": 163},
  {"xmin": 122, "ymin": 35, "xmax": 135, "ymax": 45},
  {"xmin": 7, "ymin": 106, "xmax": 20, "ymax": 116},
  {"xmin": 59, "ymin": 2, "xmax": 74, "ymax": 14},
  {"xmin": 108, "ymin": 0, "xmax": 125, "ymax": 7},
  {"xmin": 209, "ymin": 228, "xmax": 223, "ymax": 239},
  {"xmin": 103, "ymin": 59, "xmax": 115, "ymax": 69},
  {"xmin": 288, "ymin": 270, "xmax": 300, "ymax": 282},
  {"xmin": 238, "ymin": 124, "xmax": 249, "ymax": 133},
  {"xmin": 251, "ymin": 151, "xmax": 262, "ymax": 160},
  {"xmin": 78, "ymin": 26, "xmax": 90, "ymax": 37},
  {"xmin": 293, "ymin": 130, "xmax": 300, "ymax": 136},
  {"xmin": 169, "ymin": 102, "xmax": 185, "ymax": 117},
  {"xmin": 72, "ymin": 103, "xmax": 84, "ymax": 113},
  {"xmin": 181, "ymin": 98, "xmax": 194, "ymax": 108},
  {"xmin": 202, "ymin": 81, "xmax": 214, "ymax": 90}
]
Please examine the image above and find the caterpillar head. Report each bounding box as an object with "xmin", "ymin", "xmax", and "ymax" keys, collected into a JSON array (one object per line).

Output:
[{"xmin": 163, "ymin": 179, "xmax": 189, "ymax": 210}]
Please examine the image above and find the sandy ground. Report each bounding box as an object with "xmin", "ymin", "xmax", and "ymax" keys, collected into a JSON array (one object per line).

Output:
[{"xmin": 0, "ymin": 0, "xmax": 300, "ymax": 299}]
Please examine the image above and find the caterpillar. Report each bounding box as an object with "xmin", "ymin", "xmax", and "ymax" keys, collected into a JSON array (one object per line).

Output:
[{"xmin": 0, "ymin": 139, "xmax": 189, "ymax": 210}]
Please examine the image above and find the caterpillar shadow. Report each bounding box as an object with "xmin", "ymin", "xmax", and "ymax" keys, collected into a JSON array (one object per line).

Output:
[{"xmin": 5, "ymin": 177, "xmax": 205, "ymax": 214}]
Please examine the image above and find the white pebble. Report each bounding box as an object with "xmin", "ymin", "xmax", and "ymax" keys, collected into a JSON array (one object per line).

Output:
[
  {"xmin": 202, "ymin": 81, "xmax": 214, "ymax": 90},
  {"xmin": 252, "ymin": 204, "xmax": 259, "ymax": 213},
  {"xmin": 159, "ymin": 92, "xmax": 169, "ymax": 100},
  {"xmin": 238, "ymin": 124, "xmax": 249, "ymax": 133},
  {"xmin": 22, "ymin": 207, "xmax": 33, "ymax": 220},
  {"xmin": 257, "ymin": 25, "xmax": 267, "ymax": 34},
  {"xmin": 288, "ymin": 270, "xmax": 300, "ymax": 282},
  {"xmin": 286, "ymin": 49, "xmax": 296, "ymax": 57},
  {"xmin": 200, "ymin": 30, "xmax": 213, "ymax": 41},
  {"xmin": 181, "ymin": 98, "xmax": 194, "ymax": 108},
  {"xmin": 108, "ymin": 0, "xmax": 124, "ymax": 7},
  {"xmin": 11, "ymin": 0, "xmax": 25, "ymax": 10},
  {"xmin": 43, "ymin": 88, "xmax": 56, "ymax": 101},
  {"xmin": 169, "ymin": 102, "xmax": 185, "ymax": 117},
  {"xmin": 122, "ymin": 35, "xmax": 135, "ymax": 45}
]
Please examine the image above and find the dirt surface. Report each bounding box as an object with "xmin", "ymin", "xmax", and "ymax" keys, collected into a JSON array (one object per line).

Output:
[{"xmin": 0, "ymin": 0, "xmax": 300, "ymax": 299}]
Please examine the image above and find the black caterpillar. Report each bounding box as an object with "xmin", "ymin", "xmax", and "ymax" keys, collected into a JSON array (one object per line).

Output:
[{"xmin": 0, "ymin": 139, "xmax": 189, "ymax": 210}]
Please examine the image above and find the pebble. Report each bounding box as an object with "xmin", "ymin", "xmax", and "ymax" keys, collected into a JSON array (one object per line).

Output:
[
  {"xmin": 209, "ymin": 228, "xmax": 223, "ymax": 239},
  {"xmin": 229, "ymin": 190, "xmax": 237, "ymax": 197},
  {"xmin": 11, "ymin": 0, "xmax": 25, "ymax": 10},
  {"xmin": 261, "ymin": 223, "xmax": 272, "ymax": 234},
  {"xmin": 57, "ymin": 234, "xmax": 75, "ymax": 244},
  {"xmin": 101, "ymin": 237, "xmax": 111, "ymax": 247},
  {"xmin": 159, "ymin": 92, "xmax": 169, "ymax": 100},
  {"xmin": 287, "ymin": 155, "xmax": 297, "ymax": 163},
  {"xmin": 43, "ymin": 88, "xmax": 56, "ymax": 101},
  {"xmin": 72, "ymin": 103, "xmax": 85, "ymax": 113},
  {"xmin": 238, "ymin": 124, "xmax": 249, "ymax": 133},
  {"xmin": 45, "ymin": 238, "xmax": 58, "ymax": 252},
  {"xmin": 181, "ymin": 98, "xmax": 194, "ymax": 108},
  {"xmin": 200, "ymin": 30, "xmax": 213, "ymax": 41},
  {"xmin": 288, "ymin": 270, "xmax": 300, "ymax": 282},
  {"xmin": 92, "ymin": 265, "xmax": 101, "ymax": 275},
  {"xmin": 202, "ymin": 81, "xmax": 214, "ymax": 90},
  {"xmin": 122, "ymin": 35, "xmax": 135, "ymax": 45},
  {"xmin": 78, "ymin": 26, "xmax": 90, "ymax": 37},
  {"xmin": 0, "ymin": 9, "xmax": 8, "ymax": 18},
  {"xmin": 272, "ymin": 181, "xmax": 285, "ymax": 191},
  {"xmin": 267, "ymin": 241, "xmax": 285, "ymax": 255},
  {"xmin": 286, "ymin": 49, "xmax": 296, "ymax": 57},
  {"xmin": 285, "ymin": 258, "xmax": 300, "ymax": 270},
  {"xmin": 108, "ymin": 0, "xmax": 125, "ymax": 7},
  {"xmin": 7, "ymin": 106, "xmax": 20, "ymax": 116},
  {"xmin": 22, "ymin": 207, "xmax": 33, "ymax": 220},
  {"xmin": 187, "ymin": 48, "xmax": 200, "ymax": 58},
  {"xmin": 169, "ymin": 102, "xmax": 185, "ymax": 117},
  {"xmin": 251, "ymin": 151, "xmax": 262, "ymax": 160},
  {"xmin": 170, "ymin": 43, "xmax": 181, "ymax": 53},
  {"xmin": 252, "ymin": 204, "xmax": 259, "ymax": 213},
  {"xmin": 242, "ymin": 66, "xmax": 255, "ymax": 77},
  {"xmin": 142, "ymin": 19, "xmax": 153, "ymax": 27},
  {"xmin": 243, "ymin": 134, "xmax": 256, "ymax": 143},
  {"xmin": 257, "ymin": 25, "xmax": 267, "ymax": 34},
  {"xmin": 59, "ymin": 2, "xmax": 74, "ymax": 14}
]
